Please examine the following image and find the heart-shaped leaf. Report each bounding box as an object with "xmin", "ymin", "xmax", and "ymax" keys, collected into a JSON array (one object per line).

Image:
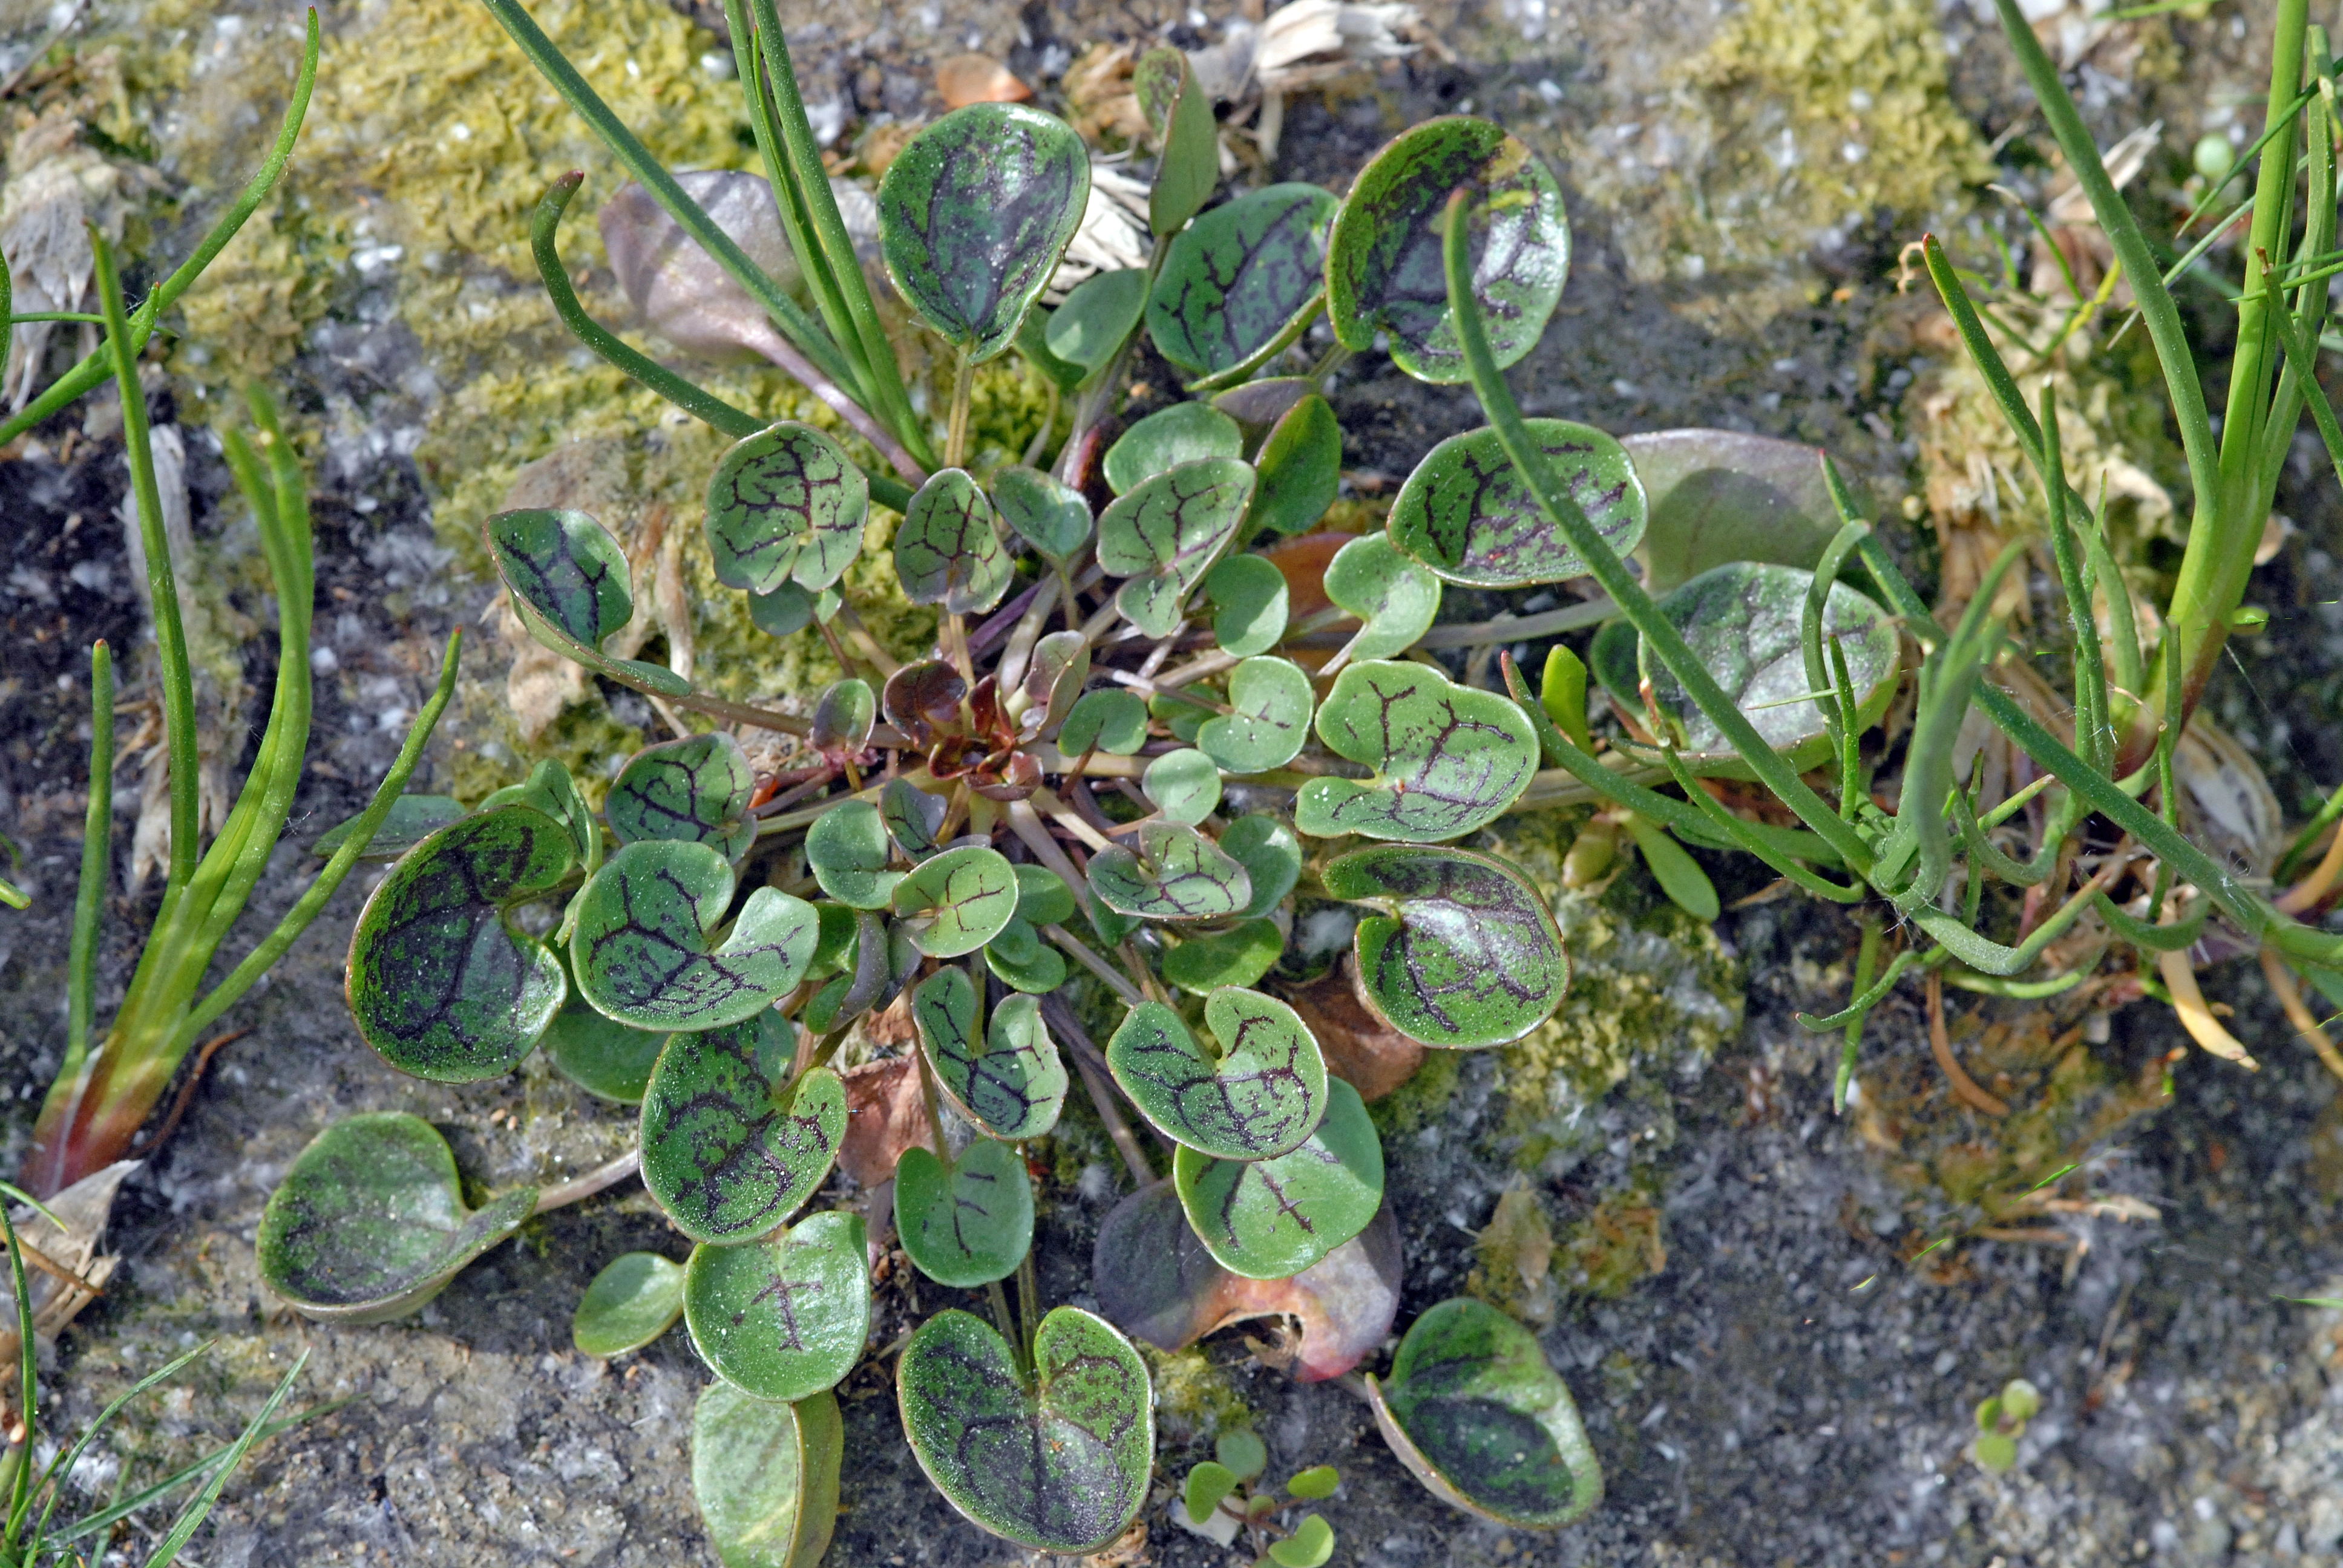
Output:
[
  {"xmin": 1014, "ymin": 631, "xmax": 1090, "ymax": 739},
  {"xmin": 883, "ymin": 659, "xmax": 967, "ymax": 750},
  {"xmin": 1367, "ymin": 1298, "xmax": 1603, "ymax": 1527},
  {"xmin": 805, "ymin": 800, "xmax": 902, "ymax": 910},
  {"xmin": 706, "ymin": 422, "xmax": 870, "ymax": 596},
  {"xmin": 1325, "ymin": 117, "xmax": 1569, "ymax": 384},
  {"xmin": 684, "ymin": 1210, "xmax": 870, "ymax": 1401},
  {"xmin": 1088, "ymin": 820, "xmax": 1254, "ymax": 920},
  {"xmin": 1249, "ymin": 393, "xmax": 1342, "ymax": 538},
  {"xmin": 1045, "ymin": 267, "xmax": 1150, "ymax": 377},
  {"xmin": 1173, "ymin": 1078, "xmax": 1383, "ymax": 1278},
  {"xmin": 543, "ymin": 947, "xmax": 669, "ymax": 1103},
  {"xmin": 985, "ymin": 918, "xmax": 1069, "ymax": 993},
  {"xmin": 1388, "ymin": 420, "xmax": 1645, "ymax": 587},
  {"xmin": 1161, "ymin": 918, "xmax": 1285, "ymax": 993},
  {"xmin": 913, "ymin": 969, "xmax": 1068, "ymax": 1139},
  {"xmin": 1622, "ymin": 428, "xmax": 1850, "ymax": 593},
  {"xmin": 640, "ymin": 1014, "xmax": 847, "ymax": 1244},
  {"xmin": 992, "ymin": 465, "xmax": 1093, "ymax": 566},
  {"xmin": 896, "ymin": 469, "xmax": 1014, "ymax": 615},
  {"xmin": 487, "ymin": 508, "xmax": 690, "ymax": 695},
  {"xmin": 1058, "ymin": 687, "xmax": 1150, "ymax": 754},
  {"xmin": 257, "ymin": 1112, "xmax": 537, "ymax": 1324},
  {"xmin": 1272, "ymin": 1516, "xmax": 1335, "ymax": 1568},
  {"xmin": 347, "ymin": 806, "xmax": 577, "ymax": 1083},
  {"xmin": 478, "ymin": 757, "xmax": 598, "ymax": 863},
  {"xmin": 750, "ymin": 580, "xmax": 817, "ymax": 638},
  {"xmin": 1297, "ymin": 662, "xmax": 1539, "ymax": 843},
  {"xmin": 891, "ymin": 843, "xmax": 1020, "ymax": 956},
  {"xmin": 1149, "ymin": 184, "xmax": 1340, "ymax": 388},
  {"xmin": 1104, "ymin": 403, "xmax": 1245, "ymax": 496},
  {"xmin": 1198, "ymin": 656, "xmax": 1313, "ymax": 773},
  {"xmin": 811, "ymin": 678, "xmax": 876, "ymax": 756},
  {"xmin": 1136, "ymin": 45, "xmax": 1217, "ymax": 237},
  {"xmin": 897, "ymin": 1306, "xmax": 1153, "ymax": 1554},
  {"xmin": 1220, "ymin": 814, "xmax": 1303, "ymax": 916},
  {"xmin": 694, "ymin": 1383, "xmax": 843, "ymax": 1568},
  {"xmin": 895, "ymin": 1137, "xmax": 1035, "ymax": 1287},
  {"xmin": 607, "ymin": 733, "xmax": 758, "ymax": 862},
  {"xmin": 573, "ymin": 841, "xmax": 821, "ymax": 1030},
  {"xmin": 1207, "ymin": 554, "xmax": 1289, "ymax": 657},
  {"xmin": 574, "ymin": 1251, "xmax": 686, "ymax": 1356},
  {"xmin": 1142, "ymin": 747, "xmax": 1224, "ymax": 825},
  {"xmin": 1325, "ymin": 534, "xmax": 1441, "ymax": 660},
  {"xmin": 1097, "ymin": 457, "xmax": 1257, "ymax": 635},
  {"xmin": 877, "ymin": 103, "xmax": 1090, "ymax": 361},
  {"xmin": 1107, "ymin": 988, "xmax": 1328, "ymax": 1159},
  {"xmin": 1321, "ymin": 844, "xmax": 1568, "ymax": 1048},
  {"xmin": 882, "ymin": 778, "xmax": 949, "ymax": 855},
  {"xmin": 310, "ymin": 793, "xmax": 466, "ymax": 861}
]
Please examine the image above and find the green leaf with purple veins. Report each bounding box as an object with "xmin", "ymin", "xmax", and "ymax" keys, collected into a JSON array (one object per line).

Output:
[
  {"xmin": 683, "ymin": 1209, "xmax": 870, "ymax": 1401},
  {"xmin": 1161, "ymin": 917, "xmax": 1284, "ymax": 993},
  {"xmin": 1207, "ymin": 554, "xmax": 1289, "ymax": 656},
  {"xmin": 1088, "ymin": 820, "xmax": 1253, "ymax": 920},
  {"xmin": 1098, "ymin": 457, "xmax": 1256, "ymax": 636},
  {"xmin": 915, "ymin": 970, "xmax": 1067, "ymax": 1139},
  {"xmin": 883, "ymin": 777, "xmax": 950, "ymax": 855},
  {"xmin": 1104, "ymin": 403, "xmax": 1245, "ymax": 495},
  {"xmin": 693, "ymin": 1382, "xmax": 843, "ymax": 1568},
  {"xmin": 891, "ymin": 843, "xmax": 1021, "ymax": 956},
  {"xmin": 896, "ymin": 468, "xmax": 1014, "ymax": 615},
  {"xmin": 1219, "ymin": 814, "xmax": 1303, "ymax": 916},
  {"xmin": 897, "ymin": 1306, "xmax": 1153, "ymax": 1555},
  {"xmin": 486, "ymin": 508, "xmax": 690, "ymax": 695},
  {"xmin": 1107, "ymin": 988, "xmax": 1327, "ymax": 1159},
  {"xmin": 877, "ymin": 103, "xmax": 1090, "ymax": 361},
  {"xmin": 639, "ymin": 1014, "xmax": 844, "ymax": 1244},
  {"xmin": 1325, "ymin": 534, "xmax": 1441, "ymax": 660},
  {"xmin": 805, "ymin": 800, "xmax": 902, "ymax": 909},
  {"xmin": 1297, "ymin": 662, "xmax": 1539, "ymax": 843},
  {"xmin": 1388, "ymin": 420, "xmax": 1645, "ymax": 587},
  {"xmin": 706, "ymin": 422, "xmax": 869, "ymax": 595},
  {"xmin": 895, "ymin": 1137, "xmax": 1035, "ymax": 1287},
  {"xmin": 1015, "ymin": 631, "xmax": 1090, "ymax": 740},
  {"xmin": 571, "ymin": 841, "xmax": 820, "ymax": 1030},
  {"xmin": 1322, "ymin": 844, "xmax": 1568, "ymax": 1048},
  {"xmin": 606, "ymin": 733, "xmax": 758, "ymax": 861},
  {"xmin": 543, "ymin": 946, "xmax": 668, "ymax": 1103},
  {"xmin": 573, "ymin": 1251, "xmax": 686, "ymax": 1357},
  {"xmin": 479, "ymin": 756, "xmax": 597, "ymax": 863},
  {"xmin": 1172, "ymin": 1079, "xmax": 1382, "ymax": 1278},
  {"xmin": 1198, "ymin": 656, "xmax": 1312, "ymax": 773},
  {"xmin": 993, "ymin": 464, "xmax": 1093, "ymax": 566},
  {"xmin": 1149, "ymin": 183, "xmax": 1340, "ymax": 387},
  {"xmin": 1326, "ymin": 117, "xmax": 1570, "ymax": 384},
  {"xmin": 811, "ymin": 678, "xmax": 876, "ymax": 755},
  {"xmin": 1249, "ymin": 393, "xmax": 1342, "ymax": 537},
  {"xmin": 1058, "ymin": 687, "xmax": 1150, "ymax": 755},
  {"xmin": 1143, "ymin": 747, "xmax": 1223, "ymax": 825},
  {"xmin": 310, "ymin": 792, "xmax": 466, "ymax": 861},
  {"xmin": 346, "ymin": 806, "xmax": 576, "ymax": 1083}
]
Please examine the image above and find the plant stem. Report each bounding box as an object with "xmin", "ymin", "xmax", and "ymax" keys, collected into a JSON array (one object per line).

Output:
[
  {"xmin": 531, "ymin": 1149, "xmax": 642, "ymax": 1216},
  {"xmin": 945, "ymin": 345, "xmax": 977, "ymax": 471}
]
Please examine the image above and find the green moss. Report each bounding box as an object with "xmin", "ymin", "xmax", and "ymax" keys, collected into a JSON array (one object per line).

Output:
[
  {"xmin": 1141, "ymin": 1345, "xmax": 1253, "ymax": 1445},
  {"xmin": 1553, "ymin": 1187, "xmax": 1667, "ymax": 1301},
  {"xmin": 1368, "ymin": 1048, "xmax": 1460, "ymax": 1140}
]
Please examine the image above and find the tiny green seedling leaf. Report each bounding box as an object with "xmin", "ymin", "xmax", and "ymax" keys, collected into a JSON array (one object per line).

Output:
[
  {"xmin": 1059, "ymin": 687, "xmax": 1151, "ymax": 755},
  {"xmin": 1198, "ymin": 656, "xmax": 1313, "ymax": 773},
  {"xmin": 1622, "ymin": 816, "xmax": 1719, "ymax": 922},
  {"xmin": 877, "ymin": 103, "xmax": 1091, "ymax": 361},
  {"xmin": 1162, "ymin": 917, "xmax": 1285, "ymax": 993},
  {"xmin": 1136, "ymin": 46, "xmax": 1217, "ymax": 237},
  {"xmin": 1149, "ymin": 183, "xmax": 1340, "ymax": 388},
  {"xmin": 896, "ymin": 468, "xmax": 1014, "ymax": 615},
  {"xmin": 1220, "ymin": 814, "xmax": 1303, "ymax": 916},
  {"xmin": 346, "ymin": 806, "xmax": 576, "ymax": 1083},
  {"xmin": 693, "ymin": 1382, "xmax": 843, "ymax": 1568},
  {"xmin": 1248, "ymin": 392, "xmax": 1342, "ymax": 537},
  {"xmin": 1218, "ymin": 1431, "xmax": 1270, "ymax": 1482},
  {"xmin": 1269, "ymin": 1515, "xmax": 1335, "ymax": 1568},
  {"xmin": 811, "ymin": 678, "xmax": 876, "ymax": 756},
  {"xmin": 914, "ymin": 969, "xmax": 1068, "ymax": 1140},
  {"xmin": 310, "ymin": 793, "xmax": 465, "ymax": 860},
  {"xmin": 1208, "ymin": 554, "xmax": 1289, "ymax": 656},
  {"xmin": 1388, "ymin": 419, "xmax": 1645, "ymax": 587},
  {"xmin": 1184, "ymin": 1461, "xmax": 1239, "ymax": 1527},
  {"xmin": 1108, "ymin": 988, "xmax": 1328, "ymax": 1160},
  {"xmin": 1326, "ymin": 117, "xmax": 1569, "ymax": 384},
  {"xmin": 1173, "ymin": 1079, "xmax": 1383, "ymax": 1278},
  {"xmin": 1974, "ymin": 1432, "xmax": 2017, "ymax": 1472},
  {"xmin": 891, "ymin": 843, "xmax": 1021, "ymax": 956},
  {"xmin": 895, "ymin": 1138, "xmax": 1035, "ymax": 1287},
  {"xmin": 993, "ymin": 465, "xmax": 1093, "ymax": 566},
  {"xmin": 1098, "ymin": 457, "xmax": 1257, "ymax": 635},
  {"xmin": 1015, "ymin": 863, "xmax": 1080, "ymax": 925},
  {"xmin": 573, "ymin": 1252, "xmax": 686, "ymax": 1357},
  {"xmin": 572, "ymin": 841, "xmax": 819, "ymax": 1030},
  {"xmin": 543, "ymin": 946, "xmax": 668, "ymax": 1103},
  {"xmin": 606, "ymin": 733, "xmax": 758, "ymax": 862},
  {"xmin": 1540, "ymin": 645, "xmax": 1593, "ymax": 752},
  {"xmin": 684, "ymin": 1210, "xmax": 870, "ymax": 1402},
  {"xmin": 1322, "ymin": 844, "xmax": 1569, "ymax": 1048},
  {"xmin": 257, "ymin": 1112, "xmax": 537, "ymax": 1324},
  {"xmin": 897, "ymin": 1305, "xmax": 1153, "ymax": 1555},
  {"xmin": 805, "ymin": 800, "xmax": 903, "ymax": 909},
  {"xmin": 487, "ymin": 508, "xmax": 690, "ymax": 694},
  {"xmin": 1299, "ymin": 662, "xmax": 1539, "ymax": 842},
  {"xmin": 1285, "ymin": 1466, "xmax": 1339, "ymax": 1501},
  {"xmin": 882, "ymin": 777, "xmax": 950, "ymax": 855},
  {"xmin": 1044, "ymin": 267, "xmax": 1149, "ymax": 378},
  {"xmin": 1325, "ymin": 534, "xmax": 1441, "ymax": 660},
  {"xmin": 706, "ymin": 422, "xmax": 869, "ymax": 595},
  {"xmin": 1089, "ymin": 820, "xmax": 1254, "ymax": 920},
  {"xmin": 640, "ymin": 1014, "xmax": 845, "ymax": 1244},
  {"xmin": 1144, "ymin": 747, "xmax": 1224, "ymax": 825},
  {"xmin": 1367, "ymin": 1296, "xmax": 1603, "ymax": 1527},
  {"xmin": 1104, "ymin": 403, "xmax": 1245, "ymax": 495}
]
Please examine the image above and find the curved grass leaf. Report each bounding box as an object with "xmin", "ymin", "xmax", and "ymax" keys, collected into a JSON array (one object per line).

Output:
[
  {"xmin": 993, "ymin": 465, "xmax": 1093, "ymax": 566},
  {"xmin": 1321, "ymin": 844, "xmax": 1568, "ymax": 1048},
  {"xmin": 1059, "ymin": 687, "xmax": 1150, "ymax": 754},
  {"xmin": 640, "ymin": 1014, "xmax": 846, "ymax": 1243},
  {"xmin": 607, "ymin": 733, "xmax": 758, "ymax": 861},
  {"xmin": 487, "ymin": 507, "xmax": 689, "ymax": 695},
  {"xmin": 1098, "ymin": 457, "xmax": 1257, "ymax": 635},
  {"xmin": 1326, "ymin": 117, "xmax": 1568, "ymax": 384},
  {"xmin": 882, "ymin": 777, "xmax": 949, "ymax": 856},
  {"xmin": 706, "ymin": 422, "xmax": 869, "ymax": 595},
  {"xmin": 1104, "ymin": 403, "xmax": 1245, "ymax": 495},
  {"xmin": 1107, "ymin": 989, "xmax": 1328, "ymax": 1160},
  {"xmin": 1172, "ymin": 1078, "xmax": 1382, "ymax": 1279},
  {"xmin": 1388, "ymin": 420, "xmax": 1644, "ymax": 587},
  {"xmin": 811, "ymin": 678, "xmax": 876, "ymax": 756},
  {"xmin": 1149, "ymin": 183, "xmax": 1339, "ymax": 387},
  {"xmin": 915, "ymin": 970, "xmax": 1069, "ymax": 1139},
  {"xmin": 897, "ymin": 1305, "xmax": 1152, "ymax": 1554},
  {"xmin": 573, "ymin": 1251, "xmax": 686, "ymax": 1356},
  {"xmin": 896, "ymin": 469, "xmax": 1014, "ymax": 615},
  {"xmin": 1367, "ymin": 1297, "xmax": 1603, "ymax": 1527},
  {"xmin": 1250, "ymin": 392, "xmax": 1342, "ymax": 537},
  {"xmin": 1044, "ymin": 267, "xmax": 1149, "ymax": 377},
  {"xmin": 891, "ymin": 843, "xmax": 1020, "ymax": 956},
  {"xmin": 346, "ymin": 806, "xmax": 576, "ymax": 1083},
  {"xmin": 543, "ymin": 946, "xmax": 669, "ymax": 1103},
  {"xmin": 693, "ymin": 1382, "xmax": 843, "ymax": 1568},
  {"xmin": 684, "ymin": 1210, "xmax": 870, "ymax": 1401},
  {"xmin": 1219, "ymin": 814, "xmax": 1303, "ymax": 916},
  {"xmin": 310, "ymin": 793, "xmax": 465, "ymax": 861},
  {"xmin": 1207, "ymin": 554, "xmax": 1289, "ymax": 656},
  {"xmin": 572, "ymin": 841, "xmax": 819, "ymax": 1029},
  {"xmin": 257, "ymin": 1112, "xmax": 537, "ymax": 1324},
  {"xmin": 1198, "ymin": 656, "xmax": 1313, "ymax": 773},
  {"xmin": 1162, "ymin": 917, "xmax": 1285, "ymax": 993},
  {"xmin": 1621, "ymin": 428, "xmax": 1849, "ymax": 593},
  {"xmin": 1089, "ymin": 820, "xmax": 1253, "ymax": 920},
  {"xmin": 1143, "ymin": 747, "xmax": 1224, "ymax": 825},
  {"xmin": 805, "ymin": 799, "xmax": 903, "ymax": 909},
  {"xmin": 895, "ymin": 1138, "xmax": 1035, "ymax": 1287},
  {"xmin": 1297, "ymin": 662, "xmax": 1539, "ymax": 842},
  {"xmin": 877, "ymin": 103, "xmax": 1090, "ymax": 361}
]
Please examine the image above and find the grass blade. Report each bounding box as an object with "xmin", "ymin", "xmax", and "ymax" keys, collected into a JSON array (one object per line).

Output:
[
  {"xmin": 65, "ymin": 641, "xmax": 114, "ymax": 1070},
  {"xmin": 140, "ymin": 1350, "xmax": 309, "ymax": 1567},
  {"xmin": 24, "ymin": 1341, "xmax": 212, "ymax": 1557}
]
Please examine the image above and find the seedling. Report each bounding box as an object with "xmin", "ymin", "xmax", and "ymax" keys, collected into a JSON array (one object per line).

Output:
[
  {"xmin": 1973, "ymin": 1378, "xmax": 2042, "ymax": 1474},
  {"xmin": 1179, "ymin": 1429, "xmax": 1342, "ymax": 1564}
]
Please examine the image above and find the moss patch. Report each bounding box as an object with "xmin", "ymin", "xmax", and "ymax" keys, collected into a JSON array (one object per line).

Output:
[{"xmin": 1142, "ymin": 1344, "xmax": 1253, "ymax": 1446}]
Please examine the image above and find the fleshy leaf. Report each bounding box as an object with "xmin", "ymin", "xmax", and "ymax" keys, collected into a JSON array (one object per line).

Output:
[
  {"xmin": 1172, "ymin": 1078, "xmax": 1383, "ymax": 1278},
  {"xmin": 346, "ymin": 806, "xmax": 575, "ymax": 1083},
  {"xmin": 891, "ymin": 844, "xmax": 1021, "ymax": 956},
  {"xmin": 914, "ymin": 969, "xmax": 1068, "ymax": 1139},
  {"xmin": 1161, "ymin": 917, "xmax": 1284, "ymax": 993},
  {"xmin": 1016, "ymin": 864, "xmax": 1078, "ymax": 924},
  {"xmin": 1088, "ymin": 820, "xmax": 1253, "ymax": 920},
  {"xmin": 1325, "ymin": 117, "xmax": 1569, "ymax": 384},
  {"xmin": 986, "ymin": 918, "xmax": 1069, "ymax": 993},
  {"xmin": 805, "ymin": 799, "xmax": 903, "ymax": 909},
  {"xmin": 895, "ymin": 1138, "xmax": 1035, "ymax": 1287},
  {"xmin": 1622, "ymin": 428, "xmax": 1850, "ymax": 593},
  {"xmin": 1059, "ymin": 688, "xmax": 1150, "ymax": 754},
  {"xmin": 310, "ymin": 793, "xmax": 465, "ymax": 861},
  {"xmin": 882, "ymin": 659, "xmax": 966, "ymax": 750},
  {"xmin": 897, "ymin": 1306, "xmax": 1153, "ymax": 1554},
  {"xmin": 1103, "ymin": 403, "xmax": 1245, "ymax": 496},
  {"xmin": 478, "ymin": 757, "xmax": 597, "ymax": 863},
  {"xmin": 573, "ymin": 841, "xmax": 820, "ymax": 1030},
  {"xmin": 1297, "ymin": 662, "xmax": 1539, "ymax": 842},
  {"xmin": 1325, "ymin": 534, "xmax": 1441, "ymax": 660},
  {"xmin": 882, "ymin": 777, "xmax": 949, "ymax": 855},
  {"xmin": 574, "ymin": 1251, "xmax": 686, "ymax": 1356},
  {"xmin": 1142, "ymin": 747, "xmax": 1224, "ymax": 825},
  {"xmin": 1207, "ymin": 554, "xmax": 1289, "ymax": 657},
  {"xmin": 1388, "ymin": 420, "xmax": 1645, "ymax": 587},
  {"xmin": 640, "ymin": 1016, "xmax": 845, "ymax": 1244},
  {"xmin": 1107, "ymin": 988, "xmax": 1328, "ymax": 1160},
  {"xmin": 684, "ymin": 1210, "xmax": 870, "ymax": 1401},
  {"xmin": 543, "ymin": 946, "xmax": 669, "ymax": 1103},
  {"xmin": 1321, "ymin": 844, "xmax": 1568, "ymax": 1048},
  {"xmin": 487, "ymin": 508, "xmax": 690, "ymax": 695},
  {"xmin": 1249, "ymin": 393, "xmax": 1342, "ymax": 537},
  {"xmin": 1219, "ymin": 815, "xmax": 1302, "ymax": 916},
  {"xmin": 1015, "ymin": 631, "xmax": 1090, "ymax": 740},
  {"xmin": 1097, "ymin": 457, "xmax": 1257, "ymax": 635},
  {"xmin": 693, "ymin": 1382, "xmax": 843, "ymax": 1568},
  {"xmin": 811, "ymin": 678, "xmax": 876, "ymax": 756},
  {"xmin": 749, "ymin": 580, "xmax": 817, "ymax": 639},
  {"xmin": 1137, "ymin": 45, "xmax": 1217, "ymax": 237},
  {"xmin": 1368, "ymin": 1298, "xmax": 1604, "ymax": 1527},
  {"xmin": 257, "ymin": 1112, "xmax": 537, "ymax": 1324},
  {"xmin": 1198, "ymin": 656, "xmax": 1312, "ymax": 773},
  {"xmin": 606, "ymin": 733, "xmax": 758, "ymax": 862},
  {"xmin": 877, "ymin": 103, "xmax": 1090, "ymax": 361},
  {"xmin": 706, "ymin": 422, "xmax": 869, "ymax": 595},
  {"xmin": 1148, "ymin": 183, "xmax": 1339, "ymax": 387},
  {"xmin": 1044, "ymin": 267, "xmax": 1150, "ymax": 377},
  {"xmin": 896, "ymin": 468, "xmax": 1014, "ymax": 615},
  {"xmin": 993, "ymin": 465, "xmax": 1093, "ymax": 566}
]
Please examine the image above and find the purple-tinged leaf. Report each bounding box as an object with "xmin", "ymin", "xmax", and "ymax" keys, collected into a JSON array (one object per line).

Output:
[
  {"xmin": 1172, "ymin": 1078, "xmax": 1383, "ymax": 1279},
  {"xmin": 895, "ymin": 1138, "xmax": 1034, "ymax": 1287},
  {"xmin": 639, "ymin": 1013, "xmax": 845, "ymax": 1244},
  {"xmin": 914, "ymin": 970, "xmax": 1068, "ymax": 1140},
  {"xmin": 706, "ymin": 422, "xmax": 870, "ymax": 595},
  {"xmin": 571, "ymin": 841, "xmax": 819, "ymax": 1030},
  {"xmin": 897, "ymin": 468, "xmax": 1014, "ymax": 615},
  {"xmin": 1106, "ymin": 988, "xmax": 1328, "ymax": 1159},
  {"xmin": 1322, "ymin": 844, "xmax": 1567, "ymax": 1048},
  {"xmin": 1087, "ymin": 821, "xmax": 1253, "ymax": 921},
  {"xmin": 606, "ymin": 733, "xmax": 758, "ymax": 862},
  {"xmin": 1388, "ymin": 420, "xmax": 1645, "ymax": 587},
  {"xmin": 684, "ymin": 1209, "xmax": 870, "ymax": 1400},
  {"xmin": 1297, "ymin": 662, "xmax": 1539, "ymax": 843},
  {"xmin": 1097, "ymin": 457, "xmax": 1256, "ymax": 636}
]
